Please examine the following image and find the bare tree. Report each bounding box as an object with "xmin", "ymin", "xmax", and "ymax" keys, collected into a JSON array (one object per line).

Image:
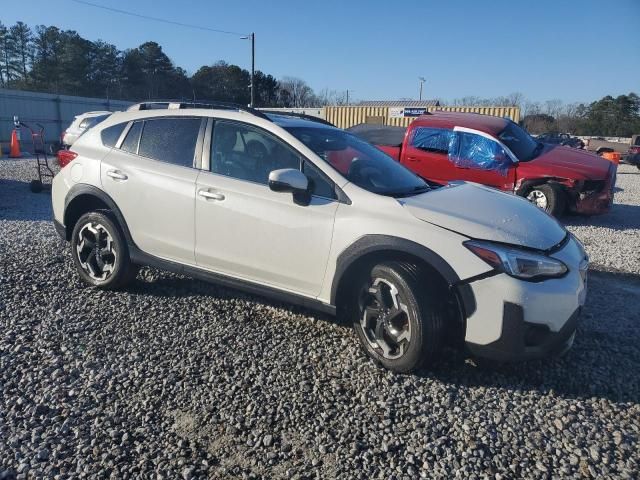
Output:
[{"xmin": 277, "ymin": 76, "xmax": 316, "ymax": 107}]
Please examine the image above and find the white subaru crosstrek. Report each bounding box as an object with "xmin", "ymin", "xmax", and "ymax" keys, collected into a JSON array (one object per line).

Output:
[{"xmin": 51, "ymin": 102, "xmax": 588, "ymax": 373}]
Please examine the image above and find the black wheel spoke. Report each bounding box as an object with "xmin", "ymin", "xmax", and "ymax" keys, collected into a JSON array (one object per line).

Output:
[
  {"xmin": 76, "ymin": 222, "xmax": 117, "ymax": 282},
  {"xmin": 359, "ymin": 278, "xmax": 412, "ymax": 360}
]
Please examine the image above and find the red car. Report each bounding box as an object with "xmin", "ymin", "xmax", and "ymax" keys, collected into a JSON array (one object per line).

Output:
[{"xmin": 349, "ymin": 112, "xmax": 616, "ymax": 217}]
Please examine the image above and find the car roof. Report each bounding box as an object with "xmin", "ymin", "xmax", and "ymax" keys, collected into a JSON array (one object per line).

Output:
[
  {"xmin": 266, "ymin": 113, "xmax": 335, "ymax": 129},
  {"xmin": 411, "ymin": 111, "xmax": 510, "ymax": 136}
]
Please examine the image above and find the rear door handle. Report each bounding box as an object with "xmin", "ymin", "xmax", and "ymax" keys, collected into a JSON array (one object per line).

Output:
[
  {"xmin": 198, "ymin": 189, "xmax": 225, "ymax": 201},
  {"xmin": 106, "ymin": 169, "xmax": 128, "ymax": 181}
]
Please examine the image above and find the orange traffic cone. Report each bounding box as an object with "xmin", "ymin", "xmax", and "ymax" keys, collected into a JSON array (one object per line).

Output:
[{"xmin": 9, "ymin": 128, "xmax": 21, "ymax": 158}]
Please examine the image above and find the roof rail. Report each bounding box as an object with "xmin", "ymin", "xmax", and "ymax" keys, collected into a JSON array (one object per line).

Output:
[
  {"xmin": 126, "ymin": 100, "xmax": 271, "ymax": 121},
  {"xmin": 259, "ymin": 110, "xmax": 336, "ymax": 127}
]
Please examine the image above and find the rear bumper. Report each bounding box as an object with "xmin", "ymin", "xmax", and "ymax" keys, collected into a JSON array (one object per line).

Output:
[{"xmin": 466, "ymin": 303, "xmax": 579, "ymax": 361}]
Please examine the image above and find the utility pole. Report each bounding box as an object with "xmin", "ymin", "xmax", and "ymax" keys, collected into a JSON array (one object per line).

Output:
[
  {"xmin": 242, "ymin": 32, "xmax": 256, "ymax": 107},
  {"xmin": 418, "ymin": 77, "xmax": 426, "ymax": 101},
  {"xmin": 346, "ymin": 89, "xmax": 349, "ymax": 106},
  {"xmin": 250, "ymin": 32, "xmax": 255, "ymax": 108}
]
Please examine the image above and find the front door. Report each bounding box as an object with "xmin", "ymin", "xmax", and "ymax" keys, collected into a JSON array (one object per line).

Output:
[
  {"xmin": 448, "ymin": 127, "xmax": 517, "ymax": 191},
  {"xmin": 195, "ymin": 119, "xmax": 338, "ymax": 296}
]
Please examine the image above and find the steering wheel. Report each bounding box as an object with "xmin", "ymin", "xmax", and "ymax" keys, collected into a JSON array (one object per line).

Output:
[{"xmin": 348, "ymin": 158, "xmax": 383, "ymax": 190}]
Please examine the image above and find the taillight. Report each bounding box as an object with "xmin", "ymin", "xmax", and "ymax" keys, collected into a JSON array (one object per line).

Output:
[
  {"xmin": 57, "ymin": 149, "xmax": 78, "ymax": 168},
  {"xmin": 629, "ymin": 146, "xmax": 640, "ymax": 154}
]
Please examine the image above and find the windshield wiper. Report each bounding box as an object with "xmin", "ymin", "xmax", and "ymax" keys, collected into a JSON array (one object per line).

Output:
[{"xmin": 387, "ymin": 185, "xmax": 431, "ymax": 198}]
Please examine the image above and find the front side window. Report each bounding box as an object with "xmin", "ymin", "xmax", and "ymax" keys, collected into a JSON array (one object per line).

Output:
[
  {"xmin": 137, "ymin": 118, "xmax": 201, "ymax": 167},
  {"xmin": 211, "ymin": 121, "xmax": 301, "ymax": 185},
  {"xmin": 302, "ymin": 160, "xmax": 337, "ymax": 199},
  {"xmin": 410, "ymin": 127, "xmax": 453, "ymax": 154},
  {"xmin": 448, "ymin": 131, "xmax": 512, "ymax": 175},
  {"xmin": 284, "ymin": 126, "xmax": 428, "ymax": 197}
]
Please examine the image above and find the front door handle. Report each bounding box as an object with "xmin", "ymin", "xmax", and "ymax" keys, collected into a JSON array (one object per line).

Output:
[
  {"xmin": 198, "ymin": 189, "xmax": 225, "ymax": 201},
  {"xmin": 106, "ymin": 169, "xmax": 128, "ymax": 181}
]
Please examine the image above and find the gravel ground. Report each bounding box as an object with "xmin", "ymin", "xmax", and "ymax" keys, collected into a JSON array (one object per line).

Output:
[{"xmin": 1, "ymin": 157, "xmax": 639, "ymax": 479}]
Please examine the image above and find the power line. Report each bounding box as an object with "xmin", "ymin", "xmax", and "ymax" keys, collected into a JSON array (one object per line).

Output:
[{"xmin": 70, "ymin": 0, "xmax": 249, "ymax": 37}]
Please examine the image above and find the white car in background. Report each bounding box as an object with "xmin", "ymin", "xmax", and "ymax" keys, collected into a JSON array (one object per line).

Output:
[
  {"xmin": 51, "ymin": 102, "xmax": 588, "ymax": 373},
  {"xmin": 62, "ymin": 111, "xmax": 112, "ymax": 146}
]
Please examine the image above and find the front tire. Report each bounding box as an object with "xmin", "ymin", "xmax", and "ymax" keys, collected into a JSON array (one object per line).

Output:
[
  {"xmin": 525, "ymin": 183, "xmax": 566, "ymax": 217},
  {"xmin": 70, "ymin": 211, "xmax": 138, "ymax": 289},
  {"xmin": 352, "ymin": 262, "xmax": 445, "ymax": 373}
]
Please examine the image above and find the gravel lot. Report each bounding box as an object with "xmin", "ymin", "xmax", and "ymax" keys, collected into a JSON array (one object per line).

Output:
[{"xmin": 1, "ymin": 157, "xmax": 639, "ymax": 479}]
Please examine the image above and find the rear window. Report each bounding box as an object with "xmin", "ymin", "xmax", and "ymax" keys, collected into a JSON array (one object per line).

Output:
[
  {"xmin": 101, "ymin": 123, "xmax": 126, "ymax": 148},
  {"xmin": 79, "ymin": 114, "xmax": 110, "ymax": 130},
  {"xmin": 138, "ymin": 118, "xmax": 202, "ymax": 168}
]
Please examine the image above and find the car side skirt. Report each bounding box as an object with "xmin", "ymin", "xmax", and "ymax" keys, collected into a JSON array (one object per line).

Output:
[{"xmin": 129, "ymin": 246, "xmax": 337, "ymax": 316}]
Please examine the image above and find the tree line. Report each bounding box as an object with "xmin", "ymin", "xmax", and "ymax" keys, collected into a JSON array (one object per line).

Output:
[
  {"xmin": 446, "ymin": 92, "xmax": 640, "ymax": 137},
  {"xmin": 0, "ymin": 20, "xmax": 346, "ymax": 107},
  {"xmin": 1, "ymin": 21, "xmax": 637, "ymax": 136}
]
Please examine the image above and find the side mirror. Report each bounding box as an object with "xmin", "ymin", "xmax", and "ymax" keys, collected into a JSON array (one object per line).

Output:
[{"xmin": 268, "ymin": 168, "xmax": 310, "ymax": 205}]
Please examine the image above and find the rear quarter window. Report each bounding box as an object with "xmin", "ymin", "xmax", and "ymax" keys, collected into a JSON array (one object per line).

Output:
[
  {"xmin": 121, "ymin": 121, "xmax": 143, "ymax": 154},
  {"xmin": 101, "ymin": 123, "xmax": 127, "ymax": 148}
]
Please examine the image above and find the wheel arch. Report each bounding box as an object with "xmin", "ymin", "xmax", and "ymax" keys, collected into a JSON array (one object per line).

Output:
[
  {"xmin": 63, "ymin": 184, "xmax": 133, "ymax": 244},
  {"xmin": 330, "ymin": 235, "xmax": 472, "ymax": 344},
  {"xmin": 330, "ymin": 235, "xmax": 461, "ymax": 306}
]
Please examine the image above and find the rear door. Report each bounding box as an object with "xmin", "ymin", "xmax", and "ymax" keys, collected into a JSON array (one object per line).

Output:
[
  {"xmin": 194, "ymin": 119, "xmax": 338, "ymax": 296},
  {"xmin": 100, "ymin": 116, "xmax": 205, "ymax": 263},
  {"xmin": 401, "ymin": 126, "xmax": 459, "ymax": 184}
]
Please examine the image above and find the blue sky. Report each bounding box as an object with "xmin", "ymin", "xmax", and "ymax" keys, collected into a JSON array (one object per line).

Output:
[{"xmin": 3, "ymin": 0, "xmax": 639, "ymax": 103}]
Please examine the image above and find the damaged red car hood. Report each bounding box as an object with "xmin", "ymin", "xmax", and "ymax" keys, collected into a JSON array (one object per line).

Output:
[{"xmin": 523, "ymin": 145, "xmax": 611, "ymax": 179}]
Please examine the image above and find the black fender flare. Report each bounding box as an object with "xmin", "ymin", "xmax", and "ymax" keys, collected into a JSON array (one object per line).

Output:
[
  {"xmin": 329, "ymin": 234, "xmax": 462, "ymax": 306},
  {"xmin": 63, "ymin": 184, "xmax": 135, "ymax": 245}
]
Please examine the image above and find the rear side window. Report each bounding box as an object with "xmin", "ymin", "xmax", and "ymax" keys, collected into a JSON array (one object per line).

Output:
[
  {"xmin": 121, "ymin": 121, "xmax": 143, "ymax": 154},
  {"xmin": 410, "ymin": 127, "xmax": 453, "ymax": 154},
  {"xmin": 101, "ymin": 123, "xmax": 126, "ymax": 148},
  {"xmin": 138, "ymin": 118, "xmax": 202, "ymax": 168}
]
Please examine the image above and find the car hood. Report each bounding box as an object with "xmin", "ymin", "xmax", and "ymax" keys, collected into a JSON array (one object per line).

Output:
[
  {"xmin": 526, "ymin": 145, "xmax": 611, "ymax": 179},
  {"xmin": 400, "ymin": 182, "xmax": 566, "ymax": 250}
]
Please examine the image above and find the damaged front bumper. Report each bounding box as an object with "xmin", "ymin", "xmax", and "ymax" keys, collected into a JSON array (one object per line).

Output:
[
  {"xmin": 459, "ymin": 235, "xmax": 588, "ymax": 362},
  {"xmin": 570, "ymin": 164, "xmax": 617, "ymax": 215}
]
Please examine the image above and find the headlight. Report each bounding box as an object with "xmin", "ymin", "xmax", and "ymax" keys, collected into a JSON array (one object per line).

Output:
[{"xmin": 464, "ymin": 240, "xmax": 568, "ymax": 281}]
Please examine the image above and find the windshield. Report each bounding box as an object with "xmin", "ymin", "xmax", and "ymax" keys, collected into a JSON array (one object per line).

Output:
[
  {"xmin": 498, "ymin": 121, "xmax": 541, "ymax": 161},
  {"xmin": 284, "ymin": 126, "xmax": 428, "ymax": 196}
]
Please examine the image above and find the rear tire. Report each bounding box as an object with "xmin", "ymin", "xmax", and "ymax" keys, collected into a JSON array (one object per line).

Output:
[
  {"xmin": 70, "ymin": 211, "xmax": 138, "ymax": 290},
  {"xmin": 351, "ymin": 261, "xmax": 445, "ymax": 373},
  {"xmin": 525, "ymin": 183, "xmax": 566, "ymax": 217}
]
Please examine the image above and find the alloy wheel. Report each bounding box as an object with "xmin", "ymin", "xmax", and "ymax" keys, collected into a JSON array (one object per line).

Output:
[
  {"xmin": 76, "ymin": 222, "xmax": 117, "ymax": 281},
  {"xmin": 359, "ymin": 278, "xmax": 411, "ymax": 360},
  {"xmin": 526, "ymin": 189, "xmax": 549, "ymax": 209}
]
